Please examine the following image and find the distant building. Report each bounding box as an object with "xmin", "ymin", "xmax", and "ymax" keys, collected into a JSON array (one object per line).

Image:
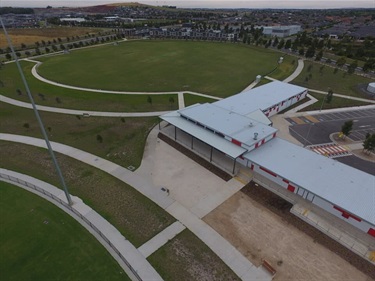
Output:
[
  {"xmin": 260, "ymin": 25, "xmax": 302, "ymax": 38},
  {"xmin": 60, "ymin": 17, "xmax": 86, "ymax": 23}
]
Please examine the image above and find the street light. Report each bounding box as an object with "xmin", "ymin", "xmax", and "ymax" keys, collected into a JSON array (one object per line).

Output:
[{"xmin": 1, "ymin": 17, "xmax": 72, "ymax": 205}]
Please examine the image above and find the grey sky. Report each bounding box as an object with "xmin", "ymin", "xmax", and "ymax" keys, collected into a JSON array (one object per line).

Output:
[{"xmin": 1, "ymin": 0, "xmax": 375, "ymax": 9}]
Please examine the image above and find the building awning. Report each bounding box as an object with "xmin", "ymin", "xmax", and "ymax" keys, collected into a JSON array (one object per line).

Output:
[{"xmin": 161, "ymin": 111, "xmax": 246, "ymax": 158}]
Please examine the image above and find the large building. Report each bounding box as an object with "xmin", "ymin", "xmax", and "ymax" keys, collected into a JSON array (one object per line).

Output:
[{"xmin": 160, "ymin": 81, "xmax": 375, "ymax": 239}]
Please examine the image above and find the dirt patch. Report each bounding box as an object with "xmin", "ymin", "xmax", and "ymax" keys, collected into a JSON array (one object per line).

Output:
[
  {"xmin": 204, "ymin": 183, "xmax": 374, "ymax": 281},
  {"xmin": 158, "ymin": 133, "xmax": 232, "ymax": 181}
]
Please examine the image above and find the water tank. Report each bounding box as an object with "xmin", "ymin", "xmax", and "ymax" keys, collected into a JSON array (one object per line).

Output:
[{"xmin": 367, "ymin": 82, "xmax": 375, "ymax": 94}]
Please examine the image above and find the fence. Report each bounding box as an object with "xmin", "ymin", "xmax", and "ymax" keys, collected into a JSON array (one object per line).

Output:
[{"xmin": 0, "ymin": 172, "xmax": 142, "ymax": 281}]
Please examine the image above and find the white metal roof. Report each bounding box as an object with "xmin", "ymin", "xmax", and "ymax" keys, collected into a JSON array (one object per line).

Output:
[
  {"xmin": 161, "ymin": 111, "xmax": 246, "ymax": 158},
  {"xmin": 244, "ymin": 138, "xmax": 375, "ymax": 225},
  {"xmin": 178, "ymin": 103, "xmax": 277, "ymax": 147},
  {"xmin": 245, "ymin": 109, "xmax": 272, "ymax": 126},
  {"xmin": 214, "ymin": 81, "xmax": 307, "ymax": 115}
]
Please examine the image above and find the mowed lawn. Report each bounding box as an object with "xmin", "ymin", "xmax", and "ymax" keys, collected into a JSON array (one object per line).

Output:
[
  {"xmin": 0, "ymin": 103, "xmax": 157, "ymax": 169},
  {"xmin": 292, "ymin": 61, "xmax": 374, "ymax": 98},
  {"xmin": 38, "ymin": 40, "xmax": 294, "ymax": 97},
  {"xmin": 1, "ymin": 61, "xmax": 178, "ymax": 112},
  {"xmin": 0, "ymin": 181, "xmax": 129, "ymax": 281}
]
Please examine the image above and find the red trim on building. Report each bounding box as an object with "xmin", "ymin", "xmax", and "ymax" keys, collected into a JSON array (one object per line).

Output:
[
  {"xmin": 250, "ymin": 164, "xmax": 254, "ymax": 170},
  {"xmin": 231, "ymin": 139, "xmax": 241, "ymax": 146},
  {"xmin": 273, "ymin": 132, "xmax": 277, "ymax": 138},
  {"xmin": 333, "ymin": 206, "xmax": 362, "ymax": 222},
  {"xmin": 261, "ymin": 139, "xmax": 266, "ymax": 145},
  {"xmin": 282, "ymin": 179, "xmax": 289, "ymax": 184},
  {"xmin": 239, "ymin": 155, "xmax": 244, "ymax": 160},
  {"xmin": 368, "ymin": 228, "xmax": 375, "ymax": 237},
  {"xmin": 255, "ymin": 142, "xmax": 259, "ymax": 148},
  {"xmin": 259, "ymin": 166, "xmax": 277, "ymax": 177},
  {"xmin": 287, "ymin": 185, "xmax": 295, "ymax": 192}
]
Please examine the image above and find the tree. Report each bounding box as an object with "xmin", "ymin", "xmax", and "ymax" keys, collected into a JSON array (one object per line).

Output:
[
  {"xmin": 305, "ymin": 46, "xmax": 315, "ymax": 58},
  {"xmin": 298, "ymin": 48, "xmax": 305, "ymax": 56},
  {"xmin": 347, "ymin": 60, "xmax": 358, "ymax": 74},
  {"xmin": 336, "ymin": 57, "xmax": 346, "ymax": 67},
  {"xmin": 315, "ymin": 50, "xmax": 323, "ymax": 61},
  {"xmin": 5, "ymin": 53, "xmax": 11, "ymax": 60},
  {"xmin": 341, "ymin": 120, "xmax": 353, "ymax": 139},
  {"xmin": 272, "ymin": 37, "xmax": 279, "ymax": 47},
  {"xmin": 284, "ymin": 39, "xmax": 292, "ymax": 49},
  {"xmin": 326, "ymin": 88, "xmax": 333, "ymax": 104},
  {"xmin": 169, "ymin": 96, "xmax": 175, "ymax": 108},
  {"xmin": 362, "ymin": 133, "xmax": 375, "ymax": 155},
  {"xmin": 277, "ymin": 39, "xmax": 285, "ymax": 49},
  {"xmin": 147, "ymin": 95, "xmax": 152, "ymax": 106}
]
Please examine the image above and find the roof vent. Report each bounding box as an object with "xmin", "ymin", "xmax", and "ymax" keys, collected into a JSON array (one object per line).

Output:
[
  {"xmin": 253, "ymin": 132, "xmax": 258, "ymax": 140},
  {"xmin": 249, "ymin": 122, "xmax": 253, "ymax": 127}
]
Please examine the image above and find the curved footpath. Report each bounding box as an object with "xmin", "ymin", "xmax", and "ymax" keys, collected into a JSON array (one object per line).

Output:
[
  {"xmin": 0, "ymin": 168, "xmax": 161, "ymax": 281},
  {"xmin": 0, "ymin": 133, "xmax": 271, "ymax": 281}
]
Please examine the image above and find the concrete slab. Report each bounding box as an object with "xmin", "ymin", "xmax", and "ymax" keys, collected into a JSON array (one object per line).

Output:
[{"xmin": 138, "ymin": 221, "xmax": 186, "ymax": 258}]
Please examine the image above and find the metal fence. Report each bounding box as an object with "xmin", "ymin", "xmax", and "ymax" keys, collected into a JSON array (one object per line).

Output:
[{"xmin": 0, "ymin": 172, "xmax": 142, "ymax": 281}]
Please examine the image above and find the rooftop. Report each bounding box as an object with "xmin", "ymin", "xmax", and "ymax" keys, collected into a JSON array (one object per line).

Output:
[
  {"xmin": 244, "ymin": 137, "xmax": 375, "ymax": 225},
  {"xmin": 178, "ymin": 103, "xmax": 277, "ymax": 148},
  {"xmin": 214, "ymin": 81, "xmax": 307, "ymax": 115}
]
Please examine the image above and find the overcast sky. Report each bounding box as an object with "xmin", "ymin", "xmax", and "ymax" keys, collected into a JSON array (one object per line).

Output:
[{"xmin": 1, "ymin": 0, "xmax": 374, "ymax": 9}]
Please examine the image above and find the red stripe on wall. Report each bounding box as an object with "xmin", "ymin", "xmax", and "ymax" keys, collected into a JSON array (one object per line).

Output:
[
  {"xmin": 333, "ymin": 206, "xmax": 362, "ymax": 222},
  {"xmin": 231, "ymin": 139, "xmax": 241, "ymax": 146},
  {"xmin": 273, "ymin": 132, "xmax": 277, "ymax": 138},
  {"xmin": 261, "ymin": 139, "xmax": 266, "ymax": 145},
  {"xmin": 283, "ymin": 179, "xmax": 289, "ymax": 184},
  {"xmin": 287, "ymin": 185, "xmax": 295, "ymax": 192},
  {"xmin": 368, "ymin": 228, "xmax": 375, "ymax": 237},
  {"xmin": 259, "ymin": 166, "xmax": 277, "ymax": 177},
  {"xmin": 255, "ymin": 142, "xmax": 259, "ymax": 148},
  {"xmin": 250, "ymin": 164, "xmax": 254, "ymax": 170}
]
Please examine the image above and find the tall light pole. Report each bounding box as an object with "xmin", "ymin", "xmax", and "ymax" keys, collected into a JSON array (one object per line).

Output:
[{"xmin": 1, "ymin": 17, "xmax": 72, "ymax": 205}]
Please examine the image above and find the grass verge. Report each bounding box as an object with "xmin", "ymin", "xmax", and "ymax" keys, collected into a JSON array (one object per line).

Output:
[
  {"xmin": 1, "ymin": 61, "xmax": 178, "ymax": 112},
  {"xmin": 148, "ymin": 229, "xmax": 241, "ymax": 281},
  {"xmin": 0, "ymin": 181, "xmax": 130, "ymax": 281},
  {"xmin": 37, "ymin": 40, "xmax": 296, "ymax": 97},
  {"xmin": 0, "ymin": 103, "xmax": 156, "ymax": 168},
  {"xmin": 302, "ymin": 92, "xmax": 372, "ymax": 111},
  {"xmin": 184, "ymin": 93, "xmax": 217, "ymax": 107},
  {"xmin": 0, "ymin": 141, "xmax": 175, "ymax": 247},
  {"xmin": 292, "ymin": 61, "xmax": 374, "ymax": 98}
]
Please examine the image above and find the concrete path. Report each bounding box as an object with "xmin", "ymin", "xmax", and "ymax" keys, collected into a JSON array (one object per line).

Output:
[
  {"xmin": 283, "ymin": 59, "xmax": 304, "ymax": 83},
  {"xmin": 0, "ymin": 133, "xmax": 271, "ymax": 281},
  {"xmin": 0, "ymin": 168, "xmax": 162, "ymax": 281},
  {"xmin": 0, "ymin": 94, "xmax": 170, "ymax": 117},
  {"xmin": 284, "ymin": 93, "xmax": 318, "ymax": 114},
  {"xmin": 138, "ymin": 221, "xmax": 185, "ymax": 258},
  {"xmin": 178, "ymin": 92, "xmax": 185, "ymax": 109},
  {"xmin": 241, "ymin": 80, "xmax": 260, "ymax": 92}
]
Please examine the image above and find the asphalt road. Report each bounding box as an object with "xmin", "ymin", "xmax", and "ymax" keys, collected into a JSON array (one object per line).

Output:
[{"xmin": 288, "ymin": 109, "xmax": 375, "ymax": 175}]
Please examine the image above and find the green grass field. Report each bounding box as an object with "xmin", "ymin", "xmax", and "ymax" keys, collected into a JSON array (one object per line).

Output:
[
  {"xmin": 184, "ymin": 93, "xmax": 217, "ymax": 107},
  {"xmin": 0, "ymin": 103, "xmax": 156, "ymax": 169},
  {"xmin": 292, "ymin": 61, "xmax": 374, "ymax": 98},
  {"xmin": 1, "ymin": 61, "xmax": 178, "ymax": 112},
  {"xmin": 37, "ymin": 40, "xmax": 296, "ymax": 97},
  {"xmin": 0, "ymin": 142, "xmax": 175, "ymax": 247},
  {"xmin": 148, "ymin": 229, "xmax": 240, "ymax": 281},
  {"xmin": 0, "ymin": 181, "xmax": 129, "ymax": 281}
]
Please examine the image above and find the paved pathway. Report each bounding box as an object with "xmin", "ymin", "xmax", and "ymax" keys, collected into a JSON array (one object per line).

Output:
[
  {"xmin": 0, "ymin": 94, "xmax": 170, "ymax": 117},
  {"xmin": 0, "ymin": 133, "xmax": 271, "ymax": 281},
  {"xmin": 0, "ymin": 168, "xmax": 162, "ymax": 281},
  {"xmin": 178, "ymin": 92, "xmax": 185, "ymax": 109},
  {"xmin": 283, "ymin": 59, "xmax": 304, "ymax": 83}
]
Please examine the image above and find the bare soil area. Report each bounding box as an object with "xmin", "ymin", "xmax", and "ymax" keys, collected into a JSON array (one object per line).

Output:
[{"xmin": 204, "ymin": 184, "xmax": 374, "ymax": 281}]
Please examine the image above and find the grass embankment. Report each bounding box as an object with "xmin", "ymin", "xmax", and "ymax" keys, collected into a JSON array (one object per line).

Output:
[
  {"xmin": 0, "ymin": 142, "xmax": 175, "ymax": 247},
  {"xmin": 148, "ymin": 229, "xmax": 241, "ymax": 281},
  {"xmin": 1, "ymin": 61, "xmax": 178, "ymax": 112},
  {"xmin": 0, "ymin": 103, "xmax": 156, "ymax": 169},
  {"xmin": 184, "ymin": 93, "xmax": 217, "ymax": 107},
  {"xmin": 292, "ymin": 61, "xmax": 374, "ymax": 98},
  {"xmin": 0, "ymin": 27, "xmax": 109, "ymax": 49},
  {"xmin": 37, "ymin": 40, "xmax": 296, "ymax": 97},
  {"xmin": 302, "ymin": 92, "xmax": 371, "ymax": 111},
  {"xmin": 0, "ymin": 181, "xmax": 130, "ymax": 281}
]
